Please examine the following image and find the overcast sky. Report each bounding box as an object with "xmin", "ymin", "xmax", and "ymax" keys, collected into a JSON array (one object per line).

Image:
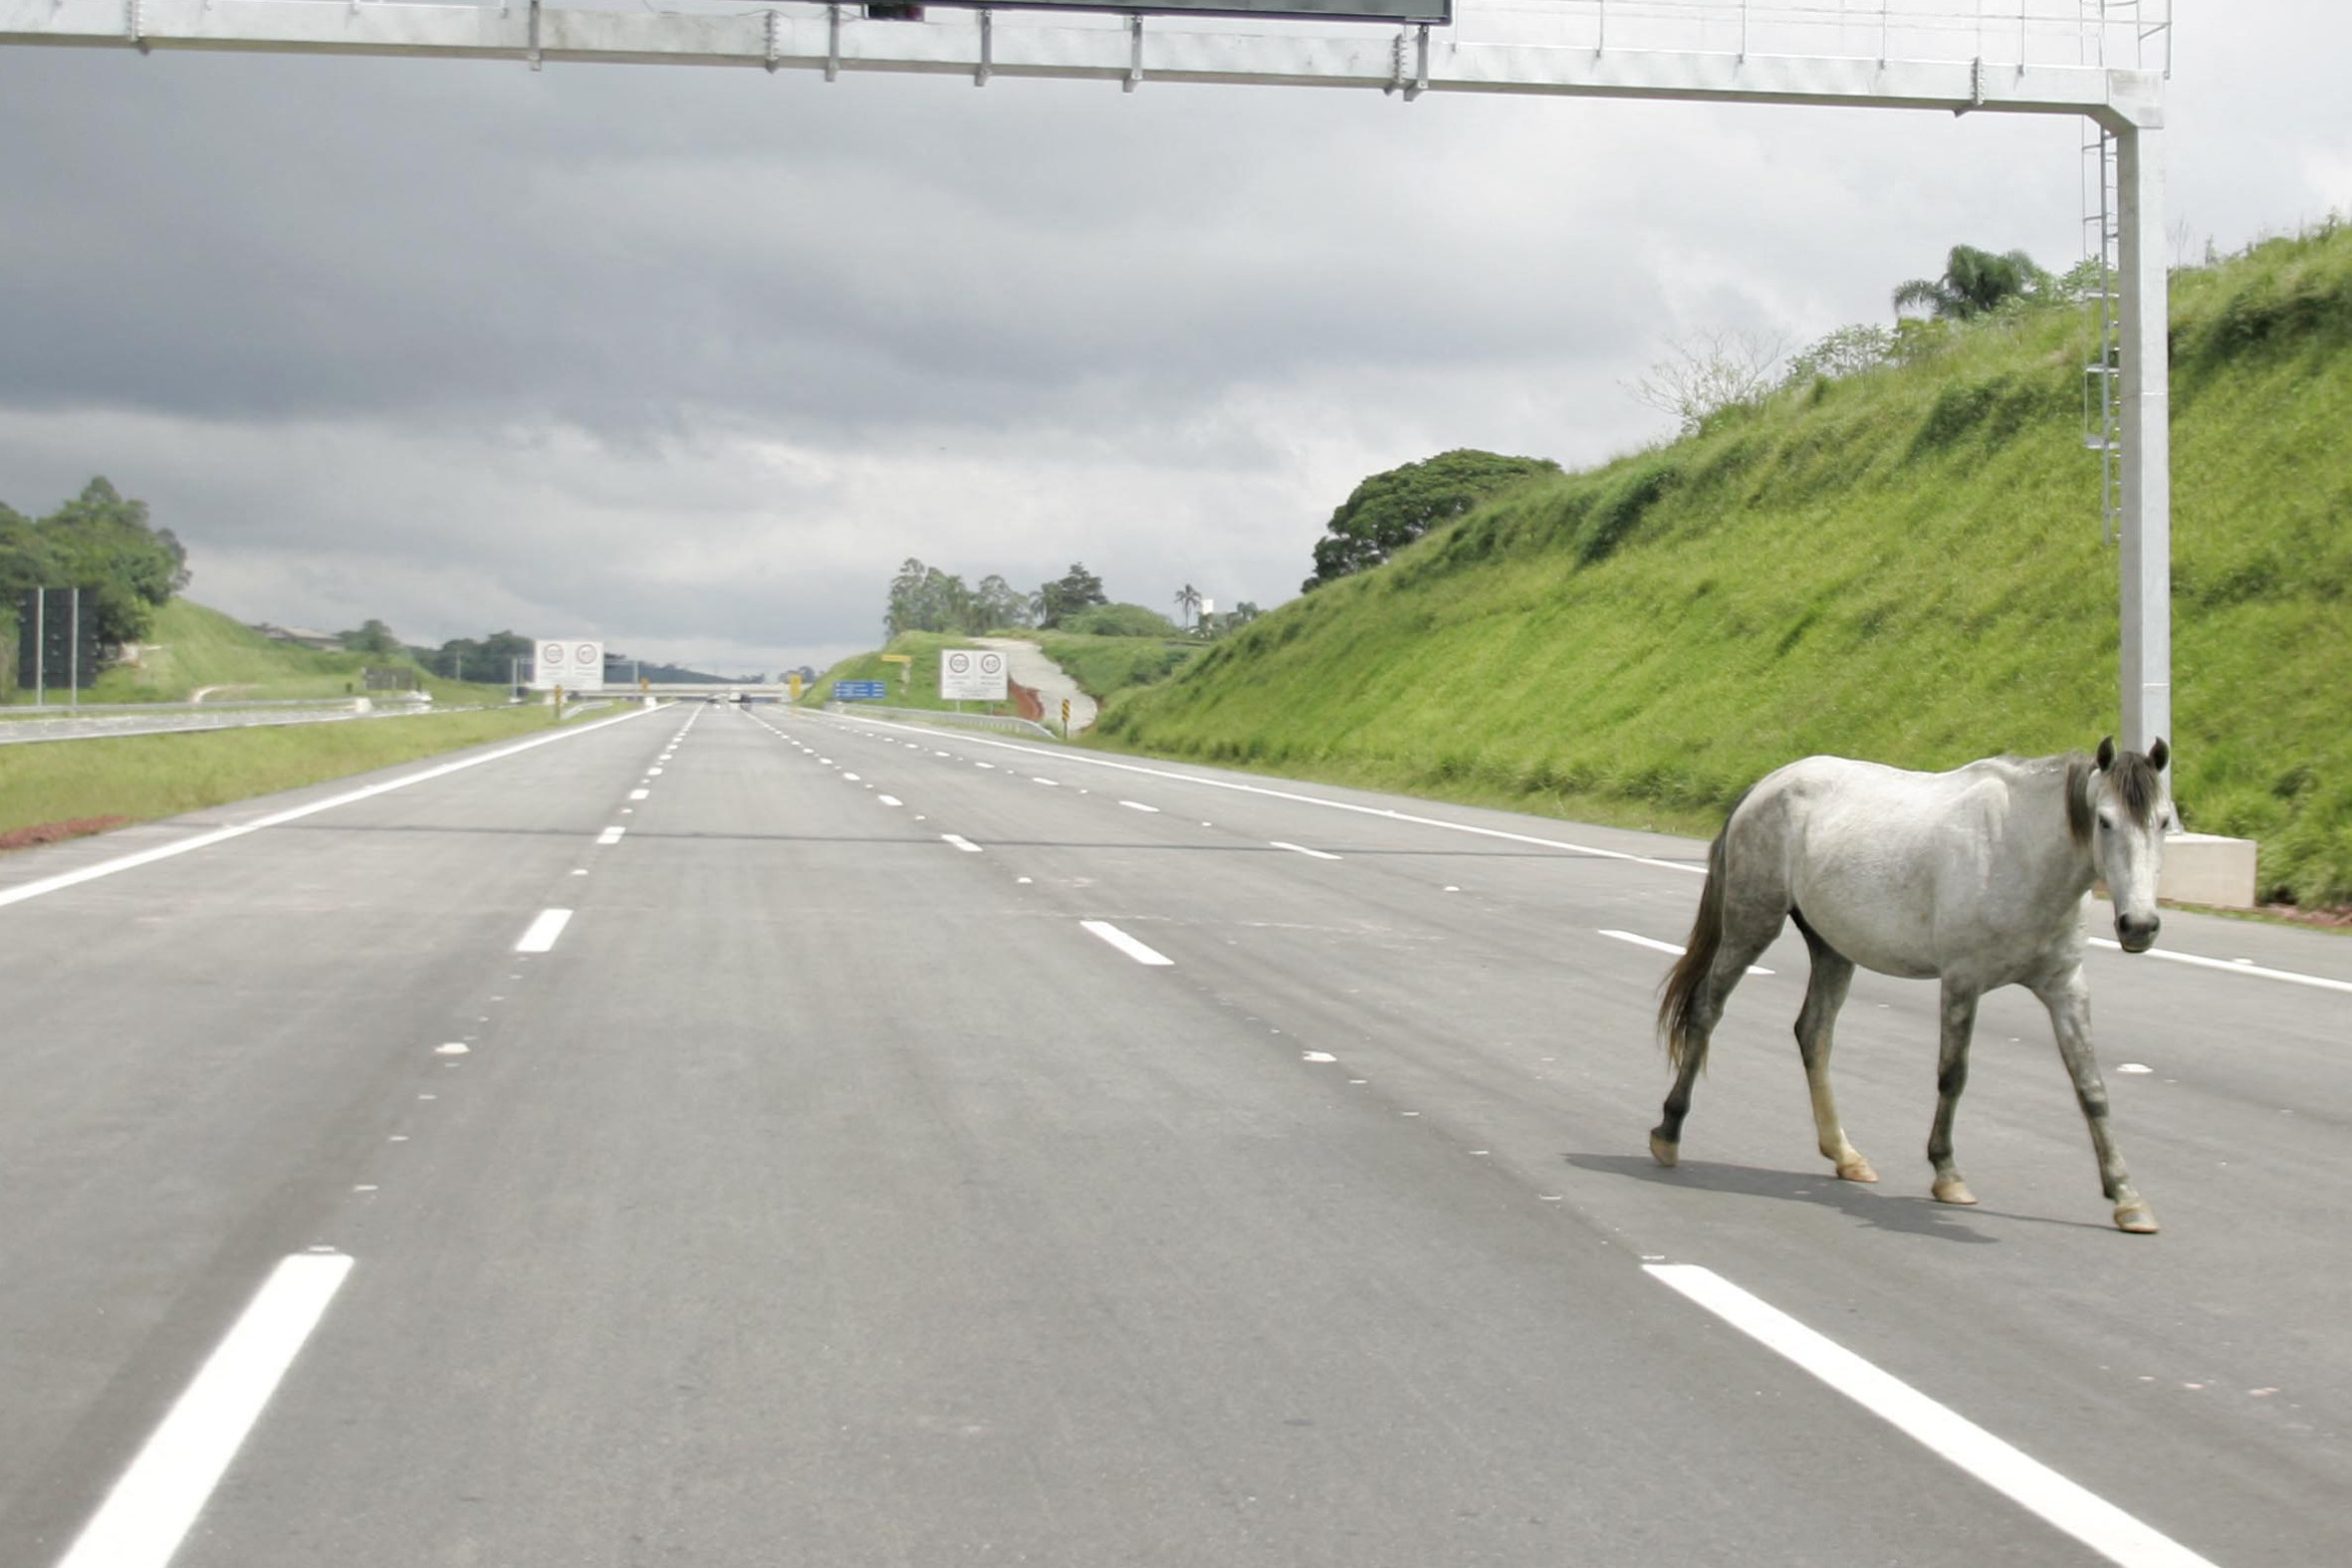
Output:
[{"xmin": 2, "ymin": 2, "xmax": 2346, "ymax": 676}]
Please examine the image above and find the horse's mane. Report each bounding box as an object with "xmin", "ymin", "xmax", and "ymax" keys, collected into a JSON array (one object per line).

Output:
[{"xmin": 2058, "ymin": 748, "xmax": 2165, "ymax": 847}]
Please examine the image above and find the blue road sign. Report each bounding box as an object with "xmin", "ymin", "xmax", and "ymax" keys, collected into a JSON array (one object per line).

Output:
[{"xmin": 833, "ymin": 680, "xmax": 887, "ymax": 700}]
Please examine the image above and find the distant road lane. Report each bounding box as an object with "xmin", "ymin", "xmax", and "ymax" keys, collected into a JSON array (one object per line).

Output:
[{"xmin": 2, "ymin": 702, "xmax": 2342, "ymax": 1567}]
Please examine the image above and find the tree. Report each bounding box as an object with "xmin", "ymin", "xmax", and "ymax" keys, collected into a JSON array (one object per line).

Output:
[
  {"xmin": 975, "ymin": 574, "xmax": 1032, "ymax": 630},
  {"xmin": 339, "ymin": 618, "xmax": 402, "ymax": 657},
  {"xmin": 1173, "ymin": 582, "xmax": 1202, "ymax": 630},
  {"xmin": 1892, "ymin": 244, "xmax": 2049, "ymax": 322},
  {"xmin": 885, "ymin": 557, "xmax": 1003, "ymax": 636},
  {"xmin": 1627, "ymin": 328, "xmax": 1790, "ymax": 438},
  {"xmin": 1, "ymin": 478, "xmax": 191, "ymax": 657},
  {"xmin": 1036, "ymin": 562, "xmax": 1108, "ymax": 628},
  {"xmin": 1301, "ymin": 449, "xmax": 1561, "ymax": 592}
]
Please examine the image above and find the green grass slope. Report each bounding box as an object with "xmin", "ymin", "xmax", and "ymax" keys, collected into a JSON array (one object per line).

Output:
[
  {"xmin": 1097, "ymin": 224, "xmax": 2352, "ymax": 905},
  {"xmin": 802, "ymin": 630, "xmax": 1204, "ymax": 719},
  {"xmin": 10, "ymin": 599, "xmax": 507, "ymax": 706}
]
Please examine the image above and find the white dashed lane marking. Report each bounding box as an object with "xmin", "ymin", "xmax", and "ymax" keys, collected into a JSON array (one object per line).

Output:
[
  {"xmin": 515, "ymin": 909, "xmax": 574, "ymax": 954},
  {"xmin": 1646, "ymin": 1264, "xmax": 2219, "ymax": 1568},
  {"xmin": 942, "ymin": 834, "xmax": 983, "ymax": 853},
  {"xmin": 1081, "ymin": 920, "xmax": 1174, "ymax": 967},
  {"xmin": 1119, "ymin": 800, "xmax": 1160, "ymax": 814},
  {"xmin": 55, "ymin": 1253, "xmax": 355, "ymax": 1568},
  {"xmin": 596, "ymin": 827, "xmax": 625, "ymax": 846},
  {"xmin": 1271, "ymin": 840, "xmax": 1341, "ymax": 861},
  {"xmin": 1599, "ymin": 927, "xmax": 1772, "ymax": 977}
]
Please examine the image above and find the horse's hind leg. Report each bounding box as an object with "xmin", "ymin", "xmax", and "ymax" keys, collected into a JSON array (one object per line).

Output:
[
  {"xmin": 1651, "ymin": 906, "xmax": 1782, "ymax": 1166},
  {"xmin": 1927, "ymin": 984, "xmax": 1980, "ymax": 1205},
  {"xmin": 2032, "ymin": 967, "xmax": 2158, "ymax": 1234},
  {"xmin": 1791, "ymin": 919, "xmax": 1874, "ymax": 1183}
]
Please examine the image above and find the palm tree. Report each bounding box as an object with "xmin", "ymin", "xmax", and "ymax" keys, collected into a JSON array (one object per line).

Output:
[
  {"xmin": 1173, "ymin": 583, "xmax": 1202, "ymax": 630},
  {"xmin": 1892, "ymin": 244, "xmax": 2047, "ymax": 322}
]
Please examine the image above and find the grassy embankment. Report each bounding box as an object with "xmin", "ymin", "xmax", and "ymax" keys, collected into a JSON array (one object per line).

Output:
[
  {"xmin": 0, "ymin": 703, "xmax": 607, "ymax": 844},
  {"xmin": 0, "ymin": 599, "xmax": 591, "ymax": 846},
  {"xmin": 1095, "ymin": 224, "xmax": 2352, "ymax": 905},
  {"xmin": 0, "ymin": 598, "xmax": 510, "ymax": 708},
  {"xmin": 802, "ymin": 630, "xmax": 1203, "ymax": 722}
]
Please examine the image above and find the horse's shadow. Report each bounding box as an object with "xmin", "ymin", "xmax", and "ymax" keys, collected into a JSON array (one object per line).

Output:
[{"xmin": 1561, "ymin": 1153, "xmax": 2113, "ymax": 1242}]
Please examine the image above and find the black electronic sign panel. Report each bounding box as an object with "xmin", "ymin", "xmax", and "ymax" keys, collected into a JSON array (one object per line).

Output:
[{"xmin": 878, "ymin": 0, "xmax": 1451, "ymax": 25}]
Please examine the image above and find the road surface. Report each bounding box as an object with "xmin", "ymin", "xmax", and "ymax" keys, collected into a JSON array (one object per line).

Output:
[{"xmin": 2, "ymin": 702, "xmax": 2344, "ymax": 1567}]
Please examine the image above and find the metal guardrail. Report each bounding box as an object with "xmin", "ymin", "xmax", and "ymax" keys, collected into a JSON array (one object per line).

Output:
[
  {"xmin": 0, "ymin": 695, "xmax": 371, "ymax": 720},
  {"xmin": 0, "ymin": 700, "xmax": 496, "ymax": 746},
  {"xmin": 821, "ymin": 702, "xmax": 1058, "ymax": 741}
]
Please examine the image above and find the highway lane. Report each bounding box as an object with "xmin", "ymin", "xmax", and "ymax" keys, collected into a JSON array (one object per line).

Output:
[
  {"xmin": 773, "ymin": 708, "xmax": 2352, "ymax": 1562},
  {"xmin": 1, "ymin": 701, "xmax": 2344, "ymax": 1566},
  {"xmin": 0, "ymin": 701, "xmax": 678, "ymax": 1560}
]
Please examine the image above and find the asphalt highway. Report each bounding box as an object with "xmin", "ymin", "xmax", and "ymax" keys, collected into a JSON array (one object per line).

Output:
[{"xmin": 2, "ymin": 701, "xmax": 2345, "ymax": 1567}]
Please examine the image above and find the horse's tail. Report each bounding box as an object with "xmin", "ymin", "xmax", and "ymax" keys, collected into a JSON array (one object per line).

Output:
[{"xmin": 1657, "ymin": 803, "xmax": 1739, "ymax": 1076}]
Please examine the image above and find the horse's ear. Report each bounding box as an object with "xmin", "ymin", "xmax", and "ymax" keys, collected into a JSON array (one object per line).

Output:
[
  {"xmin": 2149, "ymin": 737, "xmax": 2170, "ymax": 772},
  {"xmin": 2096, "ymin": 736, "xmax": 2116, "ymax": 771}
]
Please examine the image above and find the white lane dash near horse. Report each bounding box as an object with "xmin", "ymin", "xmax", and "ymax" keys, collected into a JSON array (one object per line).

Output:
[{"xmin": 1651, "ymin": 739, "xmax": 2173, "ymax": 1233}]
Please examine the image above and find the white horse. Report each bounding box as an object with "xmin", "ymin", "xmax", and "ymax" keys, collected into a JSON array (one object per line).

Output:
[{"xmin": 1651, "ymin": 738, "xmax": 2172, "ymax": 1233}]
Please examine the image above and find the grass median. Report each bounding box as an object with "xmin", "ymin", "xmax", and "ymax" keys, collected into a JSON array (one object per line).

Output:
[{"xmin": 0, "ymin": 706, "xmax": 603, "ymax": 850}]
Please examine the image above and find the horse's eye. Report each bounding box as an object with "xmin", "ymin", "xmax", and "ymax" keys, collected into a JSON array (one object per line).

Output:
[{"xmin": 2098, "ymin": 812, "xmax": 2117, "ymax": 831}]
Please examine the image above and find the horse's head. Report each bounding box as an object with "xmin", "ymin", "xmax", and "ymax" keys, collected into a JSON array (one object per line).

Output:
[{"xmin": 2082, "ymin": 736, "xmax": 2172, "ymax": 952}]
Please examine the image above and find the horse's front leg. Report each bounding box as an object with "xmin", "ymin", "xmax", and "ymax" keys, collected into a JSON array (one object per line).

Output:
[
  {"xmin": 1927, "ymin": 983, "xmax": 1980, "ymax": 1205},
  {"xmin": 2032, "ymin": 966, "xmax": 2158, "ymax": 1234},
  {"xmin": 1793, "ymin": 929, "xmax": 1873, "ymax": 1182}
]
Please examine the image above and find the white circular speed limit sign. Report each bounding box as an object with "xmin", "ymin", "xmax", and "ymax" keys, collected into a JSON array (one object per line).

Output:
[
  {"xmin": 947, "ymin": 652, "xmax": 972, "ymax": 674},
  {"xmin": 979, "ymin": 653, "xmax": 1004, "ymax": 675},
  {"xmin": 542, "ymin": 643, "xmax": 563, "ymax": 665},
  {"xmin": 575, "ymin": 644, "xmax": 596, "ymax": 667}
]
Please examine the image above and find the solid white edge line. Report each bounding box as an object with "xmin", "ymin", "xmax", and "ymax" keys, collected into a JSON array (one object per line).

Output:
[
  {"xmin": 1643, "ymin": 1265, "xmax": 2217, "ymax": 1568},
  {"xmin": 1270, "ymin": 840, "xmax": 1342, "ymax": 861},
  {"xmin": 515, "ymin": 908, "xmax": 574, "ymax": 953},
  {"xmin": 1080, "ymin": 919, "xmax": 1174, "ymax": 967},
  {"xmin": 0, "ymin": 705, "xmax": 657, "ymax": 912},
  {"xmin": 1599, "ymin": 927, "xmax": 1772, "ymax": 977},
  {"xmin": 55, "ymin": 1252, "xmax": 354, "ymax": 1568},
  {"xmin": 2087, "ymin": 936, "xmax": 2352, "ymax": 995}
]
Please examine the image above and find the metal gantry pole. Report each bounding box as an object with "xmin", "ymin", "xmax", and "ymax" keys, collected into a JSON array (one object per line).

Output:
[{"xmin": 2115, "ymin": 119, "xmax": 2171, "ymax": 762}]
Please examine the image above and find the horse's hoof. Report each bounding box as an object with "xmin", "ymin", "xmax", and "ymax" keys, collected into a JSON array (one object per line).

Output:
[
  {"xmin": 1835, "ymin": 1157, "xmax": 1878, "ymax": 1184},
  {"xmin": 1932, "ymin": 1177, "xmax": 1978, "ymax": 1206},
  {"xmin": 2114, "ymin": 1201, "xmax": 2160, "ymax": 1234},
  {"xmin": 1649, "ymin": 1131, "xmax": 1679, "ymax": 1168}
]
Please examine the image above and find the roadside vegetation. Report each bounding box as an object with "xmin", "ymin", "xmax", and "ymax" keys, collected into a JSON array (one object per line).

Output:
[
  {"xmin": 0, "ymin": 703, "xmax": 604, "ymax": 848},
  {"xmin": 1096, "ymin": 222, "xmax": 2352, "ymax": 907},
  {"xmin": 7, "ymin": 598, "xmax": 513, "ymax": 709},
  {"xmin": 801, "ymin": 627, "xmax": 1206, "ymax": 722}
]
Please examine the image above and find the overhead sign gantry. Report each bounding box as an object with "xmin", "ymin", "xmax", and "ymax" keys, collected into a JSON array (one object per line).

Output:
[{"xmin": 0, "ymin": 1, "xmax": 2175, "ymax": 752}]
